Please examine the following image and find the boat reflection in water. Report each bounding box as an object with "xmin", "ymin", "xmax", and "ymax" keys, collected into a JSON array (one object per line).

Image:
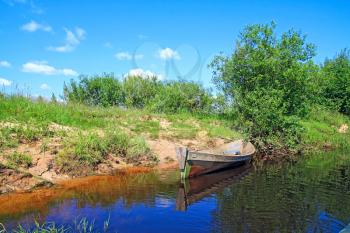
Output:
[{"xmin": 176, "ymin": 164, "xmax": 252, "ymax": 211}]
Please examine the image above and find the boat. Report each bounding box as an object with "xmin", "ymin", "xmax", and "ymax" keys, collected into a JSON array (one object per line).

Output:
[{"xmin": 175, "ymin": 140, "xmax": 255, "ymax": 179}]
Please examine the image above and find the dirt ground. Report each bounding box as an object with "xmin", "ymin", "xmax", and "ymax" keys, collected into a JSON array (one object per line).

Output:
[{"xmin": 0, "ymin": 129, "xmax": 228, "ymax": 194}]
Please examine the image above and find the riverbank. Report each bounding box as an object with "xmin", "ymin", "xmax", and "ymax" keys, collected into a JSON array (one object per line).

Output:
[
  {"xmin": 0, "ymin": 95, "xmax": 238, "ymax": 193},
  {"xmin": 1, "ymin": 95, "xmax": 349, "ymax": 194}
]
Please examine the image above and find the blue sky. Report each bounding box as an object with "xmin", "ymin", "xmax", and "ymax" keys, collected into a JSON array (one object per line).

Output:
[{"xmin": 0, "ymin": 0, "xmax": 349, "ymax": 99}]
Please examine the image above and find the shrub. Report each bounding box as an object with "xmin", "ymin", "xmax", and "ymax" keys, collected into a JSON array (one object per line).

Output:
[
  {"xmin": 122, "ymin": 75, "xmax": 161, "ymax": 108},
  {"xmin": 321, "ymin": 49, "xmax": 350, "ymax": 115},
  {"xmin": 210, "ymin": 22, "xmax": 316, "ymax": 155},
  {"xmin": 148, "ymin": 81, "xmax": 213, "ymax": 114},
  {"xmin": 64, "ymin": 73, "xmax": 124, "ymax": 107},
  {"xmin": 63, "ymin": 74, "xmax": 215, "ymax": 114}
]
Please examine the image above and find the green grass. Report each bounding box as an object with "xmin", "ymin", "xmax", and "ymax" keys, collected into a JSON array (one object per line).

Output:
[
  {"xmin": 3, "ymin": 94, "xmax": 349, "ymax": 166},
  {"xmin": 56, "ymin": 130, "xmax": 157, "ymax": 174},
  {"xmin": 4, "ymin": 152, "xmax": 32, "ymax": 168},
  {"xmin": 0, "ymin": 95, "xmax": 238, "ymax": 141},
  {"xmin": 0, "ymin": 217, "xmax": 110, "ymax": 233},
  {"xmin": 129, "ymin": 120, "xmax": 160, "ymax": 139},
  {"xmin": 169, "ymin": 121, "xmax": 199, "ymax": 139},
  {"xmin": 301, "ymin": 107, "xmax": 350, "ymax": 152}
]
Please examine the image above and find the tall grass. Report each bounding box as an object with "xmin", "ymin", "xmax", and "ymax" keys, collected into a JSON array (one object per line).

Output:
[{"xmin": 0, "ymin": 217, "xmax": 110, "ymax": 233}]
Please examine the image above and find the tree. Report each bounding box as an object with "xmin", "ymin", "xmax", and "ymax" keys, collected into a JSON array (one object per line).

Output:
[
  {"xmin": 210, "ymin": 22, "xmax": 317, "ymax": 156},
  {"xmin": 322, "ymin": 49, "xmax": 350, "ymax": 115}
]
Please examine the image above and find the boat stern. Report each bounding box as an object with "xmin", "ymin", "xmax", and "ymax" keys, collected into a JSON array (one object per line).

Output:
[{"xmin": 176, "ymin": 147, "xmax": 190, "ymax": 179}]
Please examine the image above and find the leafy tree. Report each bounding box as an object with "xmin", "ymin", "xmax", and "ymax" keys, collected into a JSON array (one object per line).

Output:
[
  {"xmin": 210, "ymin": 22, "xmax": 317, "ymax": 155},
  {"xmin": 322, "ymin": 49, "xmax": 350, "ymax": 115}
]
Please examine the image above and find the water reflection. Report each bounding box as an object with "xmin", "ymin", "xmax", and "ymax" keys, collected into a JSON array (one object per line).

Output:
[{"xmin": 176, "ymin": 164, "xmax": 252, "ymax": 211}]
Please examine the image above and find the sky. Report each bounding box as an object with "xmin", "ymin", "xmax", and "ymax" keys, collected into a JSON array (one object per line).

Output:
[{"xmin": 0, "ymin": 0, "xmax": 349, "ymax": 99}]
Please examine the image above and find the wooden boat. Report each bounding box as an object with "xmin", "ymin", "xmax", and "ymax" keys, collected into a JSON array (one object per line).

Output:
[{"xmin": 176, "ymin": 140, "xmax": 255, "ymax": 179}]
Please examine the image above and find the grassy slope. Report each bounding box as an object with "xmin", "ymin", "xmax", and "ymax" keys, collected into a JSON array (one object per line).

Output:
[
  {"xmin": 301, "ymin": 107, "xmax": 350, "ymax": 152},
  {"xmin": 0, "ymin": 95, "xmax": 240, "ymax": 139},
  {"xmin": 0, "ymin": 96, "xmax": 241, "ymax": 172},
  {"xmin": 1, "ymin": 95, "xmax": 349, "ymax": 171}
]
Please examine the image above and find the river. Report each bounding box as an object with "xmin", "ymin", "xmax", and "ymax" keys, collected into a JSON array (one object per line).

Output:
[{"xmin": 1, "ymin": 151, "xmax": 350, "ymax": 232}]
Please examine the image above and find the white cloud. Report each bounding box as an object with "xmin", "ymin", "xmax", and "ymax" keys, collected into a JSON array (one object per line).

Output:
[
  {"xmin": 0, "ymin": 78, "xmax": 12, "ymax": 86},
  {"xmin": 48, "ymin": 27, "xmax": 86, "ymax": 53},
  {"xmin": 0, "ymin": 60, "xmax": 11, "ymax": 68},
  {"xmin": 158, "ymin": 48, "xmax": 180, "ymax": 60},
  {"xmin": 115, "ymin": 52, "xmax": 144, "ymax": 61},
  {"xmin": 21, "ymin": 61, "xmax": 78, "ymax": 76},
  {"xmin": 61, "ymin": 68, "xmax": 78, "ymax": 76},
  {"xmin": 21, "ymin": 20, "xmax": 52, "ymax": 32},
  {"xmin": 126, "ymin": 68, "xmax": 164, "ymax": 80},
  {"xmin": 40, "ymin": 83, "xmax": 51, "ymax": 90}
]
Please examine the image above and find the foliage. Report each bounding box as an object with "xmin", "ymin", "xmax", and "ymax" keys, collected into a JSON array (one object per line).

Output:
[
  {"xmin": 210, "ymin": 22, "xmax": 317, "ymax": 155},
  {"xmin": 64, "ymin": 73, "xmax": 124, "ymax": 107},
  {"xmin": 321, "ymin": 49, "xmax": 350, "ymax": 115},
  {"xmin": 148, "ymin": 80, "xmax": 213, "ymax": 113},
  {"xmin": 63, "ymin": 74, "xmax": 214, "ymax": 114},
  {"xmin": 122, "ymin": 75, "xmax": 161, "ymax": 108}
]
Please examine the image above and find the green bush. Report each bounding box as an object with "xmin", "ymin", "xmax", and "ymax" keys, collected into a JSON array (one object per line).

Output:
[
  {"xmin": 63, "ymin": 74, "xmax": 215, "ymax": 114},
  {"xmin": 64, "ymin": 73, "xmax": 123, "ymax": 107},
  {"xmin": 321, "ymin": 49, "xmax": 350, "ymax": 115},
  {"xmin": 148, "ymin": 81, "xmax": 213, "ymax": 114},
  {"xmin": 122, "ymin": 75, "xmax": 162, "ymax": 108},
  {"xmin": 210, "ymin": 22, "xmax": 317, "ymax": 155}
]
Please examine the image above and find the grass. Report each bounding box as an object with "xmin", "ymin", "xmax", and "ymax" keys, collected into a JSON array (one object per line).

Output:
[
  {"xmin": 56, "ymin": 130, "xmax": 157, "ymax": 175},
  {"xmin": 0, "ymin": 217, "xmax": 110, "ymax": 233},
  {"xmin": 301, "ymin": 106, "xmax": 350, "ymax": 152},
  {"xmin": 5, "ymin": 152, "xmax": 32, "ymax": 168},
  {"xmin": 0, "ymin": 95, "xmax": 239, "ymax": 142},
  {"xmin": 2, "ymin": 94, "xmax": 348, "ymax": 171},
  {"xmin": 0, "ymin": 94, "xmax": 242, "ymax": 176}
]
